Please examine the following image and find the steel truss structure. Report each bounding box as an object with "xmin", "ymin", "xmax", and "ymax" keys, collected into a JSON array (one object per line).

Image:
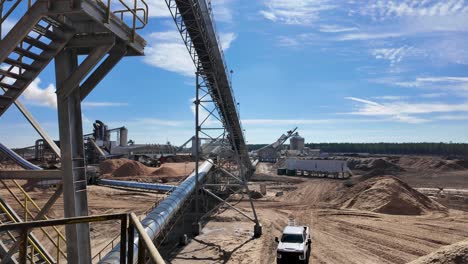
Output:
[
  {"xmin": 193, "ymin": 70, "xmax": 261, "ymax": 236},
  {"xmin": 0, "ymin": 0, "xmax": 148, "ymax": 263},
  {"xmin": 165, "ymin": 0, "xmax": 262, "ymax": 236},
  {"xmin": 165, "ymin": 0, "xmax": 253, "ymax": 173}
]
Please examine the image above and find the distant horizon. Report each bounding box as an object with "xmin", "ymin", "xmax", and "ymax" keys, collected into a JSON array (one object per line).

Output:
[{"xmin": 2, "ymin": 1, "xmax": 468, "ymax": 147}]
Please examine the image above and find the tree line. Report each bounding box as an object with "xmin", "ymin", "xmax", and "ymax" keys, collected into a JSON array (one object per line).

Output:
[{"xmin": 248, "ymin": 143, "xmax": 468, "ymax": 156}]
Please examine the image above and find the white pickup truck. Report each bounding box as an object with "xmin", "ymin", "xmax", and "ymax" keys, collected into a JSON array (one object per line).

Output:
[{"xmin": 275, "ymin": 225, "xmax": 311, "ymax": 263}]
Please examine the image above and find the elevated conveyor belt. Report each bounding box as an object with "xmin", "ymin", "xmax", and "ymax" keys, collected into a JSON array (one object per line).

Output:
[
  {"xmin": 166, "ymin": 0, "xmax": 252, "ymax": 172},
  {"xmin": 0, "ymin": 142, "xmax": 42, "ymax": 170}
]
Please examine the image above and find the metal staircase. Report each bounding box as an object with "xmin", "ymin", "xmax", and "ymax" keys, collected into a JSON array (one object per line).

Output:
[
  {"xmin": 0, "ymin": 197, "xmax": 55, "ymax": 264},
  {"xmin": 0, "ymin": 2, "xmax": 75, "ymax": 117}
]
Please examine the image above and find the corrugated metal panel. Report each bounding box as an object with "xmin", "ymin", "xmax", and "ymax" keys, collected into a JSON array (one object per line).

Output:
[{"xmin": 286, "ymin": 159, "xmax": 349, "ymax": 173}]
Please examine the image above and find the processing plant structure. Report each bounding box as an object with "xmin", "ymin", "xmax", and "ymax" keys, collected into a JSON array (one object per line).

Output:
[{"xmin": 0, "ymin": 0, "xmax": 261, "ymax": 263}]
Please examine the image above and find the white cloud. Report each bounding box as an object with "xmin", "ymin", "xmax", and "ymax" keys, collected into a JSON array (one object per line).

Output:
[
  {"xmin": 143, "ymin": 31, "xmax": 196, "ymax": 77},
  {"xmin": 421, "ymin": 93, "xmax": 447, "ymax": 98},
  {"xmin": 143, "ymin": 30, "xmax": 237, "ymax": 76},
  {"xmin": 359, "ymin": 0, "xmax": 468, "ymax": 20},
  {"xmin": 259, "ymin": 11, "xmax": 278, "ymax": 22},
  {"xmin": 373, "ymin": 95, "xmax": 409, "ymax": 100},
  {"xmin": 395, "ymin": 76, "xmax": 468, "ymax": 91},
  {"xmin": 345, "ymin": 96, "xmax": 468, "ymax": 124},
  {"xmin": 372, "ymin": 46, "xmax": 413, "ymax": 66},
  {"xmin": 435, "ymin": 115, "xmax": 468, "ymax": 121},
  {"xmin": 210, "ymin": 0, "xmax": 233, "ymax": 23},
  {"xmin": 2, "ymin": 65, "xmax": 57, "ymax": 108},
  {"xmin": 319, "ymin": 24, "xmax": 358, "ymax": 33},
  {"xmin": 219, "ymin": 32, "xmax": 237, "ymax": 50},
  {"xmin": 144, "ymin": 0, "xmax": 171, "ymax": 17},
  {"xmin": 337, "ymin": 32, "xmax": 403, "ymax": 41},
  {"xmin": 22, "ymin": 78, "xmax": 57, "ymax": 108},
  {"xmin": 260, "ymin": 0, "xmax": 337, "ymax": 25}
]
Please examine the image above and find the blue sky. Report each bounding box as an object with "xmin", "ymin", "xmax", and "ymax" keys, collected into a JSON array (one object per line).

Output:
[{"xmin": 1, "ymin": 0, "xmax": 468, "ymax": 147}]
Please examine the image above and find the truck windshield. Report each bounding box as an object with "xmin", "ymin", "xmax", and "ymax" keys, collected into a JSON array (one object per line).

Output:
[{"xmin": 281, "ymin": 234, "xmax": 303, "ymax": 243}]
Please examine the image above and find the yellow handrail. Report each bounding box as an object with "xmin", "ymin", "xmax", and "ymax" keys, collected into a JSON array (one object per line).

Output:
[
  {"xmin": 0, "ymin": 201, "xmax": 52, "ymax": 264},
  {"xmin": 0, "ymin": 180, "xmax": 67, "ymax": 259}
]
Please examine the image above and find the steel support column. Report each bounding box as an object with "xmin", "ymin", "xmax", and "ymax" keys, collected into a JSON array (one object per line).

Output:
[
  {"xmin": 55, "ymin": 48, "xmax": 91, "ymax": 264},
  {"xmin": 194, "ymin": 70, "xmax": 200, "ymax": 218}
]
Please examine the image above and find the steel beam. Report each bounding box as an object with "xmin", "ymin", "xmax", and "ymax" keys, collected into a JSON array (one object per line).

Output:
[
  {"xmin": 55, "ymin": 48, "xmax": 91, "ymax": 264},
  {"xmin": 202, "ymin": 188, "xmax": 255, "ymax": 222},
  {"xmin": 57, "ymin": 44, "xmax": 114, "ymax": 100},
  {"xmin": 0, "ymin": 170, "xmax": 62, "ymax": 179},
  {"xmin": 12, "ymin": 99, "xmax": 61, "ymax": 157},
  {"xmin": 80, "ymin": 42, "xmax": 127, "ymax": 101}
]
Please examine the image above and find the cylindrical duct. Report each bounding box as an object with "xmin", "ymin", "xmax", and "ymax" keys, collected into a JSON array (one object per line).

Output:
[{"xmin": 99, "ymin": 160, "xmax": 214, "ymax": 264}]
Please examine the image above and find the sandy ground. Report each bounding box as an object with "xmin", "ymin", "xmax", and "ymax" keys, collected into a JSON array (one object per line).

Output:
[
  {"xmin": 168, "ymin": 162, "xmax": 468, "ymax": 264},
  {"xmin": 2, "ymin": 156, "xmax": 468, "ymax": 263},
  {"xmin": 0, "ymin": 161, "xmax": 198, "ymax": 261}
]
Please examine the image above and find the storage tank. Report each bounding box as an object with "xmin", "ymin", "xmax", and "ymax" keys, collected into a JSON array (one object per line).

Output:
[
  {"xmin": 120, "ymin": 127, "xmax": 128, "ymax": 146},
  {"xmin": 290, "ymin": 133, "xmax": 305, "ymax": 151}
]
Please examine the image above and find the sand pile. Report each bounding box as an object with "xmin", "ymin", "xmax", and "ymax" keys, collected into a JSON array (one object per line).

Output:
[
  {"xmin": 354, "ymin": 158, "xmax": 400, "ymax": 171},
  {"xmin": 99, "ymin": 159, "xmax": 194, "ymax": 180},
  {"xmin": 409, "ymin": 239, "xmax": 468, "ymax": 264},
  {"xmin": 112, "ymin": 161, "xmax": 154, "ymax": 177},
  {"xmin": 284, "ymin": 180, "xmax": 342, "ymax": 205},
  {"xmin": 341, "ymin": 176, "xmax": 446, "ymax": 215},
  {"xmin": 99, "ymin": 159, "xmax": 131, "ymax": 175},
  {"xmin": 397, "ymin": 156, "xmax": 466, "ymax": 172},
  {"xmin": 151, "ymin": 166, "xmax": 179, "ymax": 176},
  {"xmin": 100, "ymin": 158, "xmax": 154, "ymax": 177}
]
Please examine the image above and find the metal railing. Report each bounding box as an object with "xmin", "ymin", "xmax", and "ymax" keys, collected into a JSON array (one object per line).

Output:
[
  {"xmin": 0, "ymin": 0, "xmax": 148, "ymax": 42},
  {"xmin": 100, "ymin": 0, "xmax": 149, "ymax": 41},
  {"xmin": 0, "ymin": 180, "xmax": 67, "ymax": 261},
  {"xmin": 0, "ymin": 212, "xmax": 165, "ymax": 264},
  {"xmin": 0, "ymin": 200, "xmax": 54, "ymax": 263},
  {"xmin": 92, "ymin": 172, "xmax": 189, "ymax": 262}
]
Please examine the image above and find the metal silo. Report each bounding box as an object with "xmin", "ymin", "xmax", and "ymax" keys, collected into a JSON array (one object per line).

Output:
[{"xmin": 290, "ymin": 133, "xmax": 305, "ymax": 151}]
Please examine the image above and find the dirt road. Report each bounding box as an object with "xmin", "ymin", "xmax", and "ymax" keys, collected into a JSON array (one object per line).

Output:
[{"xmin": 169, "ymin": 163, "xmax": 468, "ymax": 264}]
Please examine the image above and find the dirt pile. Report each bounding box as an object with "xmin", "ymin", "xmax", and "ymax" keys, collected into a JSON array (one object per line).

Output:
[
  {"xmin": 397, "ymin": 156, "xmax": 466, "ymax": 172},
  {"xmin": 354, "ymin": 158, "xmax": 400, "ymax": 171},
  {"xmin": 408, "ymin": 239, "xmax": 468, "ymax": 264},
  {"xmin": 284, "ymin": 180, "xmax": 342, "ymax": 205},
  {"xmin": 100, "ymin": 158, "xmax": 154, "ymax": 177},
  {"xmin": 151, "ymin": 166, "xmax": 179, "ymax": 177},
  {"xmin": 99, "ymin": 159, "xmax": 195, "ymax": 180},
  {"xmin": 340, "ymin": 176, "xmax": 446, "ymax": 215},
  {"xmin": 99, "ymin": 159, "xmax": 131, "ymax": 175},
  {"xmin": 112, "ymin": 160, "xmax": 154, "ymax": 177}
]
